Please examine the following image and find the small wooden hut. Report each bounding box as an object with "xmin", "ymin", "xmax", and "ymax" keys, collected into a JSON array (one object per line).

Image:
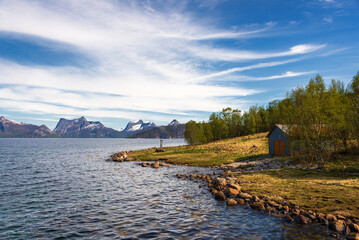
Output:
[{"xmin": 267, "ymin": 124, "xmax": 290, "ymax": 156}]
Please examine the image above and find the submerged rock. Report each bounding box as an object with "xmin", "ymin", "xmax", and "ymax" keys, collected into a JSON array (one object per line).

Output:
[
  {"xmin": 294, "ymin": 215, "xmax": 307, "ymax": 225},
  {"xmin": 190, "ymin": 174, "xmax": 197, "ymax": 179}
]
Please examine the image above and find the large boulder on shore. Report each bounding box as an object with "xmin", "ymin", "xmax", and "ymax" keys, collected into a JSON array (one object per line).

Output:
[
  {"xmin": 239, "ymin": 192, "xmax": 251, "ymax": 199},
  {"xmin": 326, "ymin": 214, "xmax": 337, "ymax": 222},
  {"xmin": 329, "ymin": 220, "xmax": 346, "ymax": 233},
  {"xmin": 214, "ymin": 178, "xmax": 227, "ymax": 189},
  {"xmin": 250, "ymin": 202, "xmax": 265, "ymax": 211},
  {"xmin": 227, "ymin": 198, "xmax": 237, "ymax": 206},
  {"xmin": 153, "ymin": 161, "xmax": 160, "ymax": 168},
  {"xmin": 224, "ymin": 187, "xmax": 239, "ymax": 196},
  {"xmin": 228, "ymin": 183, "xmax": 241, "ymax": 192},
  {"xmin": 251, "ymin": 195, "xmax": 260, "ymax": 202},
  {"xmin": 349, "ymin": 223, "xmax": 359, "ymax": 232},
  {"xmin": 155, "ymin": 148, "xmax": 165, "ymax": 152},
  {"xmin": 237, "ymin": 199, "xmax": 245, "ymax": 205}
]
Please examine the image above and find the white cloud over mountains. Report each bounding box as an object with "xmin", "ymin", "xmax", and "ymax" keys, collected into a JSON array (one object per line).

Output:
[{"xmin": 0, "ymin": 0, "xmax": 326, "ymax": 125}]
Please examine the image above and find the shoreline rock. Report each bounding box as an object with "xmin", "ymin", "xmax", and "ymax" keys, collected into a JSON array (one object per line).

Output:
[
  {"xmin": 111, "ymin": 151, "xmax": 138, "ymax": 162},
  {"xmin": 175, "ymin": 169, "xmax": 359, "ymax": 239}
]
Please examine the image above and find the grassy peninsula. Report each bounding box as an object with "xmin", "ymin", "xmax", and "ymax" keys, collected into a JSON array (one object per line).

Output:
[
  {"xmin": 128, "ymin": 133, "xmax": 359, "ymax": 219},
  {"xmin": 129, "ymin": 132, "xmax": 269, "ymax": 167}
]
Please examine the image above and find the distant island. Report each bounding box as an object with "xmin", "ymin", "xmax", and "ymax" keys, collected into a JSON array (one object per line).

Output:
[{"xmin": 0, "ymin": 116, "xmax": 185, "ymax": 138}]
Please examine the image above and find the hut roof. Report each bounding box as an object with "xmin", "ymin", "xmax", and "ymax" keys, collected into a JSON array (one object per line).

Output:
[
  {"xmin": 266, "ymin": 124, "xmax": 328, "ymax": 138},
  {"xmin": 266, "ymin": 124, "xmax": 290, "ymax": 138}
]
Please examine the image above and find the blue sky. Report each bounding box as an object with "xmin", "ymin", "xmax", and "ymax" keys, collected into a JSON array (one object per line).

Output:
[{"xmin": 0, "ymin": 0, "xmax": 358, "ymax": 130}]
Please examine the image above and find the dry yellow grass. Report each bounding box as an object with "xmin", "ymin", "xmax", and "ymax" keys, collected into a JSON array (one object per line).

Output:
[{"xmin": 128, "ymin": 132, "xmax": 269, "ymax": 167}]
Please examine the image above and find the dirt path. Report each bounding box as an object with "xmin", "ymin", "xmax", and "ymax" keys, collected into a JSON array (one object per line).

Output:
[{"xmin": 224, "ymin": 157, "xmax": 302, "ymax": 171}]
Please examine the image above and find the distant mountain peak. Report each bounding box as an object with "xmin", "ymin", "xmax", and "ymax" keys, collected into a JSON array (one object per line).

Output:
[
  {"xmin": 53, "ymin": 116, "xmax": 119, "ymax": 138},
  {"xmin": 130, "ymin": 119, "xmax": 142, "ymax": 124},
  {"xmin": 0, "ymin": 116, "xmax": 24, "ymax": 125},
  {"xmin": 121, "ymin": 119, "xmax": 156, "ymax": 136},
  {"xmin": 168, "ymin": 119, "xmax": 180, "ymax": 126},
  {"xmin": 0, "ymin": 116, "xmax": 56, "ymax": 138}
]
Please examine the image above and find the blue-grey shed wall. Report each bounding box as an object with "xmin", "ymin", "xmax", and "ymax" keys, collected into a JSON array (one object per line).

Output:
[{"xmin": 268, "ymin": 127, "xmax": 290, "ymax": 155}]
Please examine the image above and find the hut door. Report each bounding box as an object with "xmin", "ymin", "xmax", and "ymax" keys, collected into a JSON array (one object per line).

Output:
[{"xmin": 274, "ymin": 140, "xmax": 285, "ymax": 155}]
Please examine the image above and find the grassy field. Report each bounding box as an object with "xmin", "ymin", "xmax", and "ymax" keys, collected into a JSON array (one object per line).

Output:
[
  {"xmin": 128, "ymin": 132, "xmax": 268, "ymax": 167},
  {"xmin": 235, "ymin": 169, "xmax": 359, "ymax": 218}
]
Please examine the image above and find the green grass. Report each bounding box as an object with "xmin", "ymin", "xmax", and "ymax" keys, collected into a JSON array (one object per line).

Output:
[{"xmin": 326, "ymin": 153, "xmax": 359, "ymax": 174}]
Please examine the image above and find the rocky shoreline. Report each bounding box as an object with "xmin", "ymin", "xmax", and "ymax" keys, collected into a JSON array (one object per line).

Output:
[
  {"xmin": 110, "ymin": 150, "xmax": 359, "ymax": 240},
  {"xmin": 176, "ymin": 170, "xmax": 359, "ymax": 240}
]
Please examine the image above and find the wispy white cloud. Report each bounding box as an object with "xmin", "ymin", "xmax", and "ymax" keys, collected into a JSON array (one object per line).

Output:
[
  {"xmin": 323, "ymin": 16, "xmax": 333, "ymax": 23},
  {"xmin": 318, "ymin": 47, "xmax": 348, "ymax": 57},
  {"xmin": 235, "ymin": 71, "xmax": 315, "ymax": 81},
  {"xmin": 0, "ymin": 0, "xmax": 328, "ymax": 124},
  {"xmin": 189, "ymin": 44, "xmax": 326, "ymax": 62},
  {"xmin": 192, "ymin": 58, "xmax": 301, "ymax": 82}
]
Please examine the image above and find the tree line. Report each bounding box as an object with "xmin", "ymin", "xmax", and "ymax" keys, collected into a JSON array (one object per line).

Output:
[{"xmin": 184, "ymin": 72, "xmax": 359, "ymax": 168}]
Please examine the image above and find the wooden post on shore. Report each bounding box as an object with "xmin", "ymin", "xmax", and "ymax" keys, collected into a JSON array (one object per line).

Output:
[{"xmin": 160, "ymin": 139, "xmax": 163, "ymax": 149}]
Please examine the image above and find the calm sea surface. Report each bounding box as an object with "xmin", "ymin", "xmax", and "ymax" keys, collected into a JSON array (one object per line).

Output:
[{"xmin": 0, "ymin": 138, "xmax": 336, "ymax": 239}]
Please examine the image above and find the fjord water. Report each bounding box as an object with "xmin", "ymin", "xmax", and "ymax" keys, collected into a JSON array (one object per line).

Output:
[{"xmin": 0, "ymin": 138, "xmax": 335, "ymax": 239}]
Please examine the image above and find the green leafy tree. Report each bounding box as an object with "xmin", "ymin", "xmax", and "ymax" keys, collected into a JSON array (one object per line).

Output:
[
  {"xmin": 221, "ymin": 108, "xmax": 242, "ymax": 138},
  {"xmin": 202, "ymin": 122, "xmax": 213, "ymax": 143},
  {"xmin": 184, "ymin": 120, "xmax": 198, "ymax": 145},
  {"xmin": 288, "ymin": 75, "xmax": 333, "ymax": 169},
  {"xmin": 267, "ymin": 100, "xmax": 281, "ymax": 126},
  {"xmin": 184, "ymin": 120, "xmax": 208, "ymax": 145},
  {"xmin": 348, "ymin": 72, "xmax": 359, "ymax": 145},
  {"xmin": 327, "ymin": 79, "xmax": 350, "ymax": 149},
  {"xmin": 209, "ymin": 112, "xmax": 229, "ymax": 140}
]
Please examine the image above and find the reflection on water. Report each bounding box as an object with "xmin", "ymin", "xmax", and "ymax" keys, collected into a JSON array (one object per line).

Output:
[{"xmin": 0, "ymin": 138, "xmax": 336, "ymax": 239}]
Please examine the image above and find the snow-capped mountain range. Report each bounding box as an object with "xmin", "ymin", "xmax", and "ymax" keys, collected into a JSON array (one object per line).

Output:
[
  {"xmin": 0, "ymin": 116, "xmax": 57, "ymax": 138},
  {"xmin": 129, "ymin": 119, "xmax": 185, "ymax": 139},
  {"xmin": 0, "ymin": 116, "xmax": 183, "ymax": 138},
  {"xmin": 53, "ymin": 116, "xmax": 122, "ymax": 138},
  {"xmin": 168, "ymin": 119, "xmax": 180, "ymax": 126},
  {"xmin": 120, "ymin": 119, "xmax": 156, "ymax": 136}
]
